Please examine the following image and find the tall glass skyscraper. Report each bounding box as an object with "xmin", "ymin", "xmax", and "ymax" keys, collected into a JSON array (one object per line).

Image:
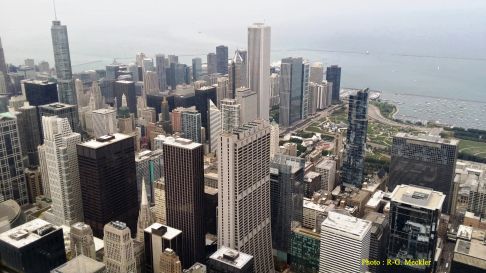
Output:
[
  {"xmin": 342, "ymin": 89, "xmax": 369, "ymax": 188},
  {"xmin": 326, "ymin": 65, "xmax": 341, "ymax": 104},
  {"xmin": 216, "ymin": 45, "xmax": 229, "ymax": 74},
  {"xmin": 51, "ymin": 20, "xmax": 76, "ymax": 105},
  {"xmin": 279, "ymin": 57, "xmax": 309, "ymax": 127}
]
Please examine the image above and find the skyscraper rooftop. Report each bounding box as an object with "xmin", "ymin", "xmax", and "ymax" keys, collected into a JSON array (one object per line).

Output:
[
  {"xmin": 321, "ymin": 211, "xmax": 372, "ymax": 240},
  {"xmin": 390, "ymin": 184, "xmax": 445, "ymax": 211}
]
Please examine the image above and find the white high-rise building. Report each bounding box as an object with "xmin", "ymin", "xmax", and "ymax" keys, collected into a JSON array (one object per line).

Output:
[
  {"xmin": 144, "ymin": 71, "xmax": 160, "ymax": 95},
  {"xmin": 38, "ymin": 116, "xmax": 83, "ymax": 225},
  {"xmin": 92, "ymin": 108, "xmax": 117, "ymax": 138},
  {"xmin": 218, "ymin": 120, "xmax": 274, "ymax": 273},
  {"xmin": 235, "ymin": 87, "xmax": 257, "ymax": 125},
  {"xmin": 319, "ymin": 211, "xmax": 372, "ymax": 273},
  {"xmin": 70, "ymin": 222, "xmax": 96, "ymax": 259},
  {"xmin": 221, "ymin": 99, "xmax": 240, "ymax": 133},
  {"xmin": 248, "ymin": 23, "xmax": 271, "ymax": 121},
  {"xmin": 270, "ymin": 73, "xmax": 280, "ymax": 108},
  {"xmin": 216, "ymin": 76, "xmax": 230, "ymax": 107},
  {"xmin": 209, "ymin": 100, "xmax": 221, "ymax": 153},
  {"xmin": 103, "ymin": 221, "xmax": 137, "ymax": 273}
]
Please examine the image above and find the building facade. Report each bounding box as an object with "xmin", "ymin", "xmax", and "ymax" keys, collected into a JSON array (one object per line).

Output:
[
  {"xmin": 325, "ymin": 65, "xmax": 341, "ymax": 103},
  {"xmin": 218, "ymin": 121, "xmax": 274, "ymax": 273},
  {"xmin": 51, "ymin": 20, "xmax": 76, "ymax": 105},
  {"xmin": 103, "ymin": 221, "xmax": 137, "ymax": 273}
]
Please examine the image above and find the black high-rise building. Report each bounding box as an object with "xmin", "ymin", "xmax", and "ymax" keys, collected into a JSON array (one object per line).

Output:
[
  {"xmin": 38, "ymin": 102, "xmax": 80, "ymax": 134},
  {"xmin": 23, "ymin": 80, "xmax": 59, "ymax": 106},
  {"xmin": 114, "ymin": 80, "xmax": 137, "ymax": 116},
  {"xmin": 162, "ymin": 137, "xmax": 205, "ymax": 268},
  {"xmin": 388, "ymin": 133, "xmax": 458, "ymax": 213},
  {"xmin": 0, "ymin": 219, "xmax": 66, "ymax": 273},
  {"xmin": 216, "ymin": 45, "xmax": 229, "ymax": 75},
  {"xmin": 270, "ymin": 155, "xmax": 304, "ymax": 260},
  {"xmin": 342, "ymin": 89, "xmax": 368, "ymax": 188},
  {"xmin": 77, "ymin": 134, "xmax": 139, "ymax": 238},
  {"xmin": 326, "ymin": 65, "xmax": 341, "ymax": 103},
  {"xmin": 194, "ymin": 86, "xmax": 217, "ymax": 138}
]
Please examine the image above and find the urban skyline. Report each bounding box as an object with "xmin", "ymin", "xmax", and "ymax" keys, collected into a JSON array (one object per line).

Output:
[{"xmin": 0, "ymin": 2, "xmax": 485, "ymax": 273}]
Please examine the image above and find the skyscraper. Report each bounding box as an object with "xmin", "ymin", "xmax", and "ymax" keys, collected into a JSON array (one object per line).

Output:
[
  {"xmin": 279, "ymin": 57, "xmax": 306, "ymax": 127},
  {"xmin": 192, "ymin": 57, "xmax": 202, "ymax": 81},
  {"xmin": 18, "ymin": 102, "xmax": 41, "ymax": 167},
  {"xmin": 341, "ymin": 89, "xmax": 369, "ymax": 188},
  {"xmin": 194, "ymin": 85, "xmax": 217, "ymax": 136},
  {"xmin": 229, "ymin": 51, "xmax": 247, "ymax": 98},
  {"xmin": 315, "ymin": 159, "xmax": 336, "ymax": 193},
  {"xmin": 39, "ymin": 102, "xmax": 80, "ymax": 134},
  {"xmin": 0, "ymin": 37, "xmax": 11, "ymax": 95},
  {"xmin": 0, "ymin": 112, "xmax": 28, "ymax": 205},
  {"xmin": 91, "ymin": 108, "xmax": 117, "ymax": 138},
  {"xmin": 209, "ymin": 100, "xmax": 221, "ymax": 153},
  {"xmin": 270, "ymin": 154, "xmax": 305, "ymax": 261},
  {"xmin": 0, "ymin": 219, "xmax": 66, "ymax": 273},
  {"xmin": 144, "ymin": 223, "xmax": 183, "ymax": 273},
  {"xmin": 160, "ymin": 249, "xmax": 183, "ymax": 273},
  {"xmin": 38, "ymin": 116, "xmax": 83, "ymax": 226},
  {"xmin": 248, "ymin": 23, "xmax": 271, "ymax": 121},
  {"xmin": 216, "ymin": 45, "xmax": 229, "ymax": 74},
  {"xmin": 220, "ymin": 99, "xmax": 240, "ymax": 133},
  {"xmin": 77, "ymin": 134, "xmax": 139, "ymax": 237},
  {"xmin": 326, "ymin": 65, "xmax": 341, "ymax": 104},
  {"xmin": 387, "ymin": 185, "xmax": 445, "ymax": 273},
  {"xmin": 114, "ymin": 80, "xmax": 137, "ymax": 116},
  {"xmin": 51, "ymin": 20, "xmax": 76, "ymax": 105},
  {"xmin": 270, "ymin": 73, "xmax": 280, "ymax": 108},
  {"xmin": 207, "ymin": 53, "xmax": 218, "ymax": 75},
  {"xmin": 103, "ymin": 221, "xmax": 137, "ymax": 273},
  {"xmin": 70, "ymin": 222, "xmax": 96, "ymax": 259},
  {"xmin": 156, "ymin": 54, "xmax": 167, "ymax": 91},
  {"xmin": 388, "ymin": 133, "xmax": 458, "ymax": 213},
  {"xmin": 22, "ymin": 80, "xmax": 59, "ymax": 107},
  {"xmin": 144, "ymin": 71, "xmax": 160, "ymax": 95},
  {"xmin": 216, "ymin": 76, "xmax": 230, "ymax": 106},
  {"xmin": 218, "ymin": 121, "xmax": 274, "ymax": 273},
  {"xmin": 235, "ymin": 87, "xmax": 257, "ymax": 125},
  {"xmin": 309, "ymin": 62, "xmax": 324, "ymax": 83},
  {"xmin": 162, "ymin": 137, "xmax": 205, "ymax": 268},
  {"xmin": 181, "ymin": 109, "xmax": 202, "ymax": 144},
  {"xmin": 319, "ymin": 212, "xmax": 372, "ymax": 273}
]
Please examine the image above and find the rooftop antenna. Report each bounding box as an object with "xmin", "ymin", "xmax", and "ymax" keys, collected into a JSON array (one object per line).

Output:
[{"xmin": 53, "ymin": 0, "xmax": 58, "ymax": 20}]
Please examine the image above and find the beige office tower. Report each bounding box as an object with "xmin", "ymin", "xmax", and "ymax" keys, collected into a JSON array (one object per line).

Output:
[
  {"xmin": 220, "ymin": 99, "xmax": 240, "ymax": 133},
  {"xmin": 70, "ymin": 222, "xmax": 96, "ymax": 259},
  {"xmin": 209, "ymin": 100, "xmax": 221, "ymax": 154},
  {"xmin": 315, "ymin": 159, "xmax": 336, "ymax": 193},
  {"xmin": 216, "ymin": 76, "xmax": 230, "ymax": 106},
  {"xmin": 103, "ymin": 221, "xmax": 136, "ymax": 273},
  {"xmin": 38, "ymin": 116, "xmax": 83, "ymax": 226},
  {"xmin": 144, "ymin": 71, "xmax": 160, "ymax": 95},
  {"xmin": 160, "ymin": 248, "xmax": 182, "ymax": 273},
  {"xmin": 92, "ymin": 108, "xmax": 117, "ymax": 138},
  {"xmin": 153, "ymin": 179, "xmax": 167, "ymax": 224},
  {"xmin": 91, "ymin": 81, "xmax": 104, "ymax": 109},
  {"xmin": 270, "ymin": 121, "xmax": 279, "ymax": 159},
  {"xmin": 235, "ymin": 87, "xmax": 257, "ymax": 124},
  {"xmin": 248, "ymin": 23, "xmax": 271, "ymax": 121},
  {"xmin": 75, "ymin": 79, "xmax": 88, "ymax": 107},
  {"xmin": 218, "ymin": 120, "xmax": 274, "ymax": 273},
  {"xmin": 309, "ymin": 62, "xmax": 324, "ymax": 83},
  {"xmin": 270, "ymin": 73, "xmax": 280, "ymax": 108},
  {"xmin": 136, "ymin": 179, "xmax": 155, "ymax": 243}
]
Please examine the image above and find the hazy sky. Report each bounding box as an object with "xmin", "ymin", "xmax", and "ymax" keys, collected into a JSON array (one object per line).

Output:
[{"xmin": 1, "ymin": 0, "xmax": 486, "ymax": 66}]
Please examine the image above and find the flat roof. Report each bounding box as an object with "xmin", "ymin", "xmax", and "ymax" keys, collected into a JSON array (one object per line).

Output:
[
  {"xmin": 303, "ymin": 198, "xmax": 329, "ymax": 213},
  {"xmin": 316, "ymin": 158, "xmax": 336, "ymax": 170},
  {"xmin": 395, "ymin": 132, "xmax": 459, "ymax": 145},
  {"xmin": 162, "ymin": 137, "xmax": 201, "ymax": 150},
  {"xmin": 454, "ymin": 239, "xmax": 486, "ymax": 269},
  {"xmin": 144, "ymin": 223, "xmax": 182, "ymax": 240},
  {"xmin": 390, "ymin": 184, "xmax": 445, "ymax": 211},
  {"xmin": 39, "ymin": 102, "xmax": 76, "ymax": 109},
  {"xmin": 52, "ymin": 255, "xmax": 105, "ymax": 273},
  {"xmin": 79, "ymin": 133, "xmax": 132, "ymax": 149},
  {"xmin": 0, "ymin": 218, "xmax": 61, "ymax": 248},
  {"xmin": 209, "ymin": 246, "xmax": 253, "ymax": 269},
  {"xmin": 321, "ymin": 211, "xmax": 372, "ymax": 240},
  {"xmin": 92, "ymin": 108, "xmax": 116, "ymax": 114}
]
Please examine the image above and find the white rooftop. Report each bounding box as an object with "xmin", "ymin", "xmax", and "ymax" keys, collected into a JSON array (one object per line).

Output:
[
  {"xmin": 209, "ymin": 246, "xmax": 253, "ymax": 269},
  {"xmin": 52, "ymin": 255, "xmax": 105, "ymax": 273},
  {"xmin": 162, "ymin": 137, "xmax": 201, "ymax": 150},
  {"xmin": 390, "ymin": 184, "xmax": 445, "ymax": 211},
  {"xmin": 321, "ymin": 211, "xmax": 372, "ymax": 241},
  {"xmin": 0, "ymin": 218, "xmax": 61, "ymax": 248},
  {"xmin": 395, "ymin": 132, "xmax": 459, "ymax": 145},
  {"xmin": 92, "ymin": 108, "xmax": 115, "ymax": 114},
  {"xmin": 144, "ymin": 223, "xmax": 182, "ymax": 240},
  {"xmin": 303, "ymin": 198, "xmax": 328, "ymax": 213},
  {"xmin": 79, "ymin": 133, "xmax": 132, "ymax": 149}
]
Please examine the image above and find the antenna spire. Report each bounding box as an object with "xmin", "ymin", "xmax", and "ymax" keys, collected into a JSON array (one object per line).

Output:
[{"xmin": 53, "ymin": 0, "xmax": 58, "ymax": 20}]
